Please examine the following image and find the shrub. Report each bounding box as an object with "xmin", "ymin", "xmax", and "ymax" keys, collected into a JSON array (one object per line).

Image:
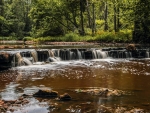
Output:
[{"xmin": 63, "ymin": 33, "xmax": 81, "ymax": 42}]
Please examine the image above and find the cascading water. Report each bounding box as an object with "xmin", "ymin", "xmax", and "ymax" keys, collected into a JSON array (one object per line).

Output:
[
  {"xmin": 22, "ymin": 57, "xmax": 33, "ymax": 65},
  {"xmin": 31, "ymin": 50, "xmax": 38, "ymax": 62},
  {"xmin": 92, "ymin": 49, "xmax": 97, "ymax": 59},
  {"xmin": 0, "ymin": 48, "xmax": 150, "ymax": 69},
  {"xmin": 77, "ymin": 49, "xmax": 82, "ymax": 59},
  {"xmin": 15, "ymin": 53, "xmax": 33, "ymax": 66},
  {"xmin": 37, "ymin": 50, "xmax": 50, "ymax": 61}
]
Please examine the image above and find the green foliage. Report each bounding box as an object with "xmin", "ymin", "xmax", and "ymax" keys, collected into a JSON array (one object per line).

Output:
[
  {"xmin": 85, "ymin": 30, "xmax": 132, "ymax": 43},
  {"xmin": 29, "ymin": 0, "xmax": 65, "ymax": 37},
  {"xmin": 133, "ymin": 0, "xmax": 150, "ymax": 43},
  {"xmin": 62, "ymin": 33, "xmax": 81, "ymax": 42},
  {"xmin": 0, "ymin": 36, "xmax": 17, "ymax": 40},
  {"xmin": 1, "ymin": 0, "xmax": 150, "ymax": 43},
  {"xmin": 23, "ymin": 31, "xmax": 132, "ymax": 43}
]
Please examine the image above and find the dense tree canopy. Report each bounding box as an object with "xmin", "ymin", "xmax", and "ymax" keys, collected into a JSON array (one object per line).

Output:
[
  {"xmin": 0, "ymin": 0, "xmax": 149, "ymax": 43},
  {"xmin": 133, "ymin": 0, "xmax": 150, "ymax": 43}
]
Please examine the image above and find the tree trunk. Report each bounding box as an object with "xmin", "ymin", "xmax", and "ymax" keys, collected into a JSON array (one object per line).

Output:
[
  {"xmin": 0, "ymin": 0, "xmax": 4, "ymax": 35},
  {"xmin": 117, "ymin": 0, "xmax": 119, "ymax": 32},
  {"xmin": 114, "ymin": 0, "xmax": 119, "ymax": 32},
  {"xmin": 86, "ymin": 0, "xmax": 92, "ymax": 28},
  {"xmin": 80, "ymin": 0, "xmax": 85, "ymax": 35},
  {"xmin": 114, "ymin": 2, "xmax": 117, "ymax": 32},
  {"xmin": 92, "ymin": 3, "xmax": 96, "ymax": 36},
  {"xmin": 104, "ymin": 1, "xmax": 108, "ymax": 31}
]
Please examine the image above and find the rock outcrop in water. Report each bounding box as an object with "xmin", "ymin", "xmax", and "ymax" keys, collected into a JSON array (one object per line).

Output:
[
  {"xmin": 33, "ymin": 89, "xmax": 58, "ymax": 97},
  {"xmin": 75, "ymin": 88, "xmax": 126, "ymax": 97},
  {"xmin": 0, "ymin": 52, "xmax": 13, "ymax": 70},
  {"xmin": 59, "ymin": 93, "xmax": 72, "ymax": 101}
]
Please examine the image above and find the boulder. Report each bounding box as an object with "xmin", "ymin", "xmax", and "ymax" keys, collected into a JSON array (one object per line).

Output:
[
  {"xmin": 59, "ymin": 93, "xmax": 72, "ymax": 101},
  {"xmin": 0, "ymin": 100, "xmax": 4, "ymax": 107},
  {"xmin": 0, "ymin": 52, "xmax": 13, "ymax": 69},
  {"xmin": 33, "ymin": 89, "xmax": 58, "ymax": 98}
]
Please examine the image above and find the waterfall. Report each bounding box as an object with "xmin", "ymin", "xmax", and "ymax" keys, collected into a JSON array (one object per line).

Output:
[
  {"xmin": 47, "ymin": 57, "xmax": 60, "ymax": 62},
  {"xmin": 31, "ymin": 50, "xmax": 38, "ymax": 62},
  {"xmin": 146, "ymin": 51, "xmax": 149, "ymax": 58},
  {"xmin": 109, "ymin": 50, "xmax": 119, "ymax": 58},
  {"xmin": 2, "ymin": 47, "xmax": 150, "ymax": 69},
  {"xmin": 96, "ymin": 50, "xmax": 102, "ymax": 58},
  {"xmin": 66, "ymin": 49, "xmax": 71, "ymax": 60},
  {"xmin": 77, "ymin": 49, "xmax": 82, "ymax": 59},
  {"xmin": 92, "ymin": 49, "xmax": 97, "ymax": 59},
  {"xmin": 22, "ymin": 57, "xmax": 33, "ymax": 65},
  {"xmin": 15, "ymin": 53, "xmax": 26, "ymax": 66},
  {"xmin": 125, "ymin": 51, "xmax": 129, "ymax": 58},
  {"xmin": 54, "ymin": 49, "xmax": 60, "ymax": 57},
  {"xmin": 15, "ymin": 53, "xmax": 33, "ymax": 66},
  {"xmin": 101, "ymin": 51, "xmax": 108, "ymax": 58},
  {"xmin": 37, "ymin": 50, "xmax": 50, "ymax": 61},
  {"xmin": 129, "ymin": 52, "xmax": 132, "ymax": 58},
  {"xmin": 60, "ymin": 49, "xmax": 65, "ymax": 60},
  {"xmin": 81, "ymin": 51, "xmax": 85, "ymax": 59},
  {"xmin": 70, "ymin": 51, "xmax": 75, "ymax": 60},
  {"xmin": 96, "ymin": 50, "xmax": 108, "ymax": 59},
  {"xmin": 48, "ymin": 50, "xmax": 54, "ymax": 57}
]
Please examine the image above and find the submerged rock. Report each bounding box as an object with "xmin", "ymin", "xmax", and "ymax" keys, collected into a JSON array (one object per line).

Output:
[
  {"xmin": 75, "ymin": 88, "xmax": 126, "ymax": 97},
  {"xmin": 114, "ymin": 107, "xmax": 127, "ymax": 113},
  {"xmin": 59, "ymin": 93, "xmax": 72, "ymax": 101},
  {"xmin": 129, "ymin": 108, "xmax": 145, "ymax": 113},
  {"xmin": 0, "ymin": 97, "xmax": 29, "ymax": 112},
  {"xmin": 0, "ymin": 100, "xmax": 4, "ymax": 107},
  {"xmin": 97, "ymin": 105, "xmax": 113, "ymax": 113},
  {"xmin": 0, "ymin": 52, "xmax": 13, "ymax": 69},
  {"xmin": 33, "ymin": 89, "xmax": 58, "ymax": 97}
]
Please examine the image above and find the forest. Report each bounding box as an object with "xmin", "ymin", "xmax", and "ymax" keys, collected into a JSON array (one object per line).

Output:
[{"xmin": 0, "ymin": 0, "xmax": 150, "ymax": 43}]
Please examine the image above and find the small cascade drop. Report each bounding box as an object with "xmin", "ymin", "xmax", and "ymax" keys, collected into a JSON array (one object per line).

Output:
[
  {"xmin": 48, "ymin": 50, "xmax": 55, "ymax": 57},
  {"xmin": 92, "ymin": 49, "xmax": 97, "ymax": 59},
  {"xmin": 146, "ymin": 51, "xmax": 149, "ymax": 58},
  {"xmin": 70, "ymin": 51, "xmax": 75, "ymax": 60},
  {"xmin": 124, "ymin": 51, "xmax": 130, "ymax": 58},
  {"xmin": 22, "ymin": 57, "xmax": 33, "ymax": 65},
  {"xmin": 15, "ymin": 53, "xmax": 25, "ymax": 66},
  {"xmin": 100, "ymin": 51, "xmax": 108, "ymax": 58},
  {"xmin": 37, "ymin": 50, "xmax": 50, "ymax": 61},
  {"xmin": 52, "ymin": 49, "xmax": 60, "ymax": 57},
  {"xmin": 77, "ymin": 49, "xmax": 82, "ymax": 59},
  {"xmin": 47, "ymin": 57, "xmax": 60, "ymax": 62},
  {"xmin": 31, "ymin": 50, "xmax": 38, "ymax": 62},
  {"xmin": 96, "ymin": 50, "xmax": 102, "ymax": 58},
  {"xmin": 59, "ymin": 49, "xmax": 66, "ymax": 60},
  {"xmin": 128, "ymin": 51, "xmax": 132, "ymax": 58},
  {"xmin": 81, "ymin": 50, "xmax": 85, "ymax": 59},
  {"xmin": 66, "ymin": 49, "xmax": 71, "ymax": 60}
]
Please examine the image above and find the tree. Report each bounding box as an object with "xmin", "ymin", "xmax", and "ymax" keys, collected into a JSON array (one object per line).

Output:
[
  {"xmin": 104, "ymin": 0, "xmax": 108, "ymax": 31},
  {"xmin": 0, "ymin": 0, "xmax": 4, "ymax": 35},
  {"xmin": 1, "ymin": 0, "xmax": 31, "ymax": 38},
  {"xmin": 29, "ymin": 0, "xmax": 65, "ymax": 37},
  {"xmin": 133, "ymin": 0, "xmax": 150, "ymax": 43}
]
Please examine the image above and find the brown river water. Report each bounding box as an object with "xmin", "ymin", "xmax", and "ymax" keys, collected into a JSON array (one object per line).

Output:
[{"xmin": 1, "ymin": 57, "xmax": 150, "ymax": 112}]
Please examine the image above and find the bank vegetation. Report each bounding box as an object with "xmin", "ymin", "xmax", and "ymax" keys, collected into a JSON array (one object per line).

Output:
[{"xmin": 0, "ymin": 0, "xmax": 150, "ymax": 43}]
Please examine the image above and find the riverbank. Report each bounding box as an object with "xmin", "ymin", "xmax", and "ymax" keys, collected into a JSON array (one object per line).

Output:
[{"xmin": 0, "ymin": 40, "xmax": 133, "ymax": 49}]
